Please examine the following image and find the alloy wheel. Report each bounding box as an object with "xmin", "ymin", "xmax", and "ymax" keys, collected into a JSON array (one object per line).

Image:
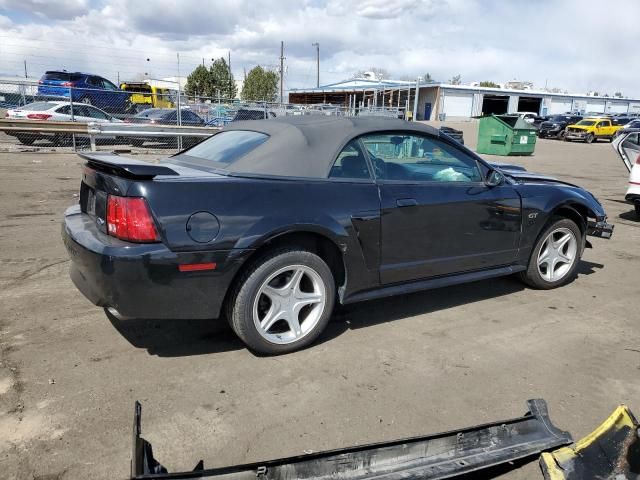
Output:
[
  {"xmin": 252, "ymin": 265, "xmax": 326, "ymax": 344},
  {"xmin": 536, "ymin": 227, "xmax": 578, "ymax": 282}
]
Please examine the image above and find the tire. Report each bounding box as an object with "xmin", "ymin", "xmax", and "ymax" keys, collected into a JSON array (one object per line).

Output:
[
  {"xmin": 635, "ymin": 203, "xmax": 640, "ymax": 221},
  {"xmin": 226, "ymin": 248, "xmax": 335, "ymax": 355},
  {"xmin": 557, "ymin": 130, "xmax": 566, "ymax": 140},
  {"xmin": 563, "ymin": 135, "xmax": 570, "ymax": 142},
  {"xmin": 519, "ymin": 217, "xmax": 582, "ymax": 289},
  {"xmin": 15, "ymin": 134, "xmax": 35, "ymax": 145},
  {"xmin": 585, "ymin": 133, "xmax": 595, "ymax": 144}
]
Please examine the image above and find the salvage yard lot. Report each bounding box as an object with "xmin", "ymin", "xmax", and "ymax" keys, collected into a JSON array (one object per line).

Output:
[{"xmin": 1, "ymin": 122, "xmax": 639, "ymax": 479}]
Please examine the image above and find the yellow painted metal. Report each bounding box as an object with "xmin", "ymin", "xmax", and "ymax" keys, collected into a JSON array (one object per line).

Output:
[{"xmin": 539, "ymin": 405, "xmax": 638, "ymax": 479}]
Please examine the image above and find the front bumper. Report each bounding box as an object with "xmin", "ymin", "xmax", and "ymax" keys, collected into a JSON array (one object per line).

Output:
[
  {"xmin": 62, "ymin": 205, "xmax": 251, "ymax": 319},
  {"xmin": 565, "ymin": 131, "xmax": 588, "ymax": 140},
  {"xmin": 587, "ymin": 219, "xmax": 614, "ymax": 239}
]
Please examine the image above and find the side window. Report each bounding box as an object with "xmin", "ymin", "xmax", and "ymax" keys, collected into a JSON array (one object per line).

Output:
[
  {"xmin": 623, "ymin": 133, "xmax": 640, "ymax": 147},
  {"xmin": 329, "ymin": 140, "xmax": 371, "ymax": 179},
  {"xmin": 86, "ymin": 106, "xmax": 109, "ymax": 119},
  {"xmin": 101, "ymin": 79, "xmax": 118, "ymax": 90},
  {"xmin": 360, "ymin": 133, "xmax": 481, "ymax": 183},
  {"xmin": 56, "ymin": 105, "xmax": 71, "ymax": 115}
]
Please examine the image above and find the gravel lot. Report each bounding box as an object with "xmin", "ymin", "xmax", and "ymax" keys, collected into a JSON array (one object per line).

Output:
[{"xmin": 1, "ymin": 122, "xmax": 639, "ymax": 479}]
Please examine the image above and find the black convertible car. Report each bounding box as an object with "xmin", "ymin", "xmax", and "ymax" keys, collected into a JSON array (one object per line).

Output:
[{"xmin": 62, "ymin": 116, "xmax": 613, "ymax": 354}]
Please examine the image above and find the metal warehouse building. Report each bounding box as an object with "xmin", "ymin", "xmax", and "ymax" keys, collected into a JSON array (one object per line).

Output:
[{"xmin": 288, "ymin": 79, "xmax": 640, "ymax": 120}]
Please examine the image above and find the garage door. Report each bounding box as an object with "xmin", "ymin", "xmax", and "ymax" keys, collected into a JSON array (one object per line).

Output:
[
  {"xmin": 549, "ymin": 98, "xmax": 572, "ymax": 114},
  {"xmin": 607, "ymin": 102, "xmax": 629, "ymax": 114},
  {"xmin": 585, "ymin": 99, "xmax": 606, "ymax": 113},
  {"xmin": 442, "ymin": 92, "xmax": 473, "ymax": 118}
]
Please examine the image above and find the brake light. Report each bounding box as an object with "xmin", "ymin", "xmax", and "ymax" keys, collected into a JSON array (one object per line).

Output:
[
  {"xmin": 636, "ymin": 154, "xmax": 640, "ymax": 165},
  {"xmin": 106, "ymin": 196, "xmax": 159, "ymax": 242},
  {"xmin": 61, "ymin": 82, "xmax": 75, "ymax": 87},
  {"xmin": 123, "ymin": 118, "xmax": 132, "ymax": 123},
  {"xmin": 27, "ymin": 113, "xmax": 52, "ymax": 120}
]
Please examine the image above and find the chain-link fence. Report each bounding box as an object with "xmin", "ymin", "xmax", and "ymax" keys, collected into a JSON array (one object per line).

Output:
[{"xmin": 0, "ymin": 79, "xmax": 406, "ymax": 153}]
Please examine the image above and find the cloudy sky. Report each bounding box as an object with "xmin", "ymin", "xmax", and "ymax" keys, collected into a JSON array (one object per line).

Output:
[{"xmin": 0, "ymin": 0, "xmax": 637, "ymax": 96}]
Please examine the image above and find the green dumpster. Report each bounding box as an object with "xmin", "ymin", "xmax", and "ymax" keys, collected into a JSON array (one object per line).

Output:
[{"xmin": 476, "ymin": 115, "xmax": 537, "ymax": 156}]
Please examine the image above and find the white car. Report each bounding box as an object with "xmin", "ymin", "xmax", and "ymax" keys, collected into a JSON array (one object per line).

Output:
[
  {"xmin": 5, "ymin": 101, "xmax": 121, "ymax": 145},
  {"xmin": 515, "ymin": 111, "xmax": 539, "ymax": 124},
  {"xmin": 612, "ymin": 129, "xmax": 640, "ymax": 219}
]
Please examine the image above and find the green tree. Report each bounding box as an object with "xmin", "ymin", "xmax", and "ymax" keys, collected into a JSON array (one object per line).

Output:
[
  {"xmin": 614, "ymin": 91, "xmax": 623, "ymax": 98},
  {"xmin": 241, "ymin": 66, "xmax": 279, "ymax": 101},
  {"xmin": 423, "ymin": 72, "xmax": 433, "ymax": 83},
  {"xmin": 479, "ymin": 81, "xmax": 500, "ymax": 88},
  {"xmin": 185, "ymin": 64, "xmax": 211, "ymax": 98},
  {"xmin": 449, "ymin": 74, "xmax": 461, "ymax": 85},
  {"xmin": 209, "ymin": 57, "xmax": 236, "ymax": 100}
]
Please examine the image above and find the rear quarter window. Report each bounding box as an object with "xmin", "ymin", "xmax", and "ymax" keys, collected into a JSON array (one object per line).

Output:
[{"xmin": 173, "ymin": 130, "xmax": 269, "ymax": 170}]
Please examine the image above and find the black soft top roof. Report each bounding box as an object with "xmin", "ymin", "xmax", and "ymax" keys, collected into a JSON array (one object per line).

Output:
[{"xmin": 220, "ymin": 116, "xmax": 441, "ymax": 178}]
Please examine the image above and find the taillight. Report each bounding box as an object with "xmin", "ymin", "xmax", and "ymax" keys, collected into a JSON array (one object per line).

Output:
[
  {"xmin": 61, "ymin": 82, "xmax": 75, "ymax": 87},
  {"xmin": 106, "ymin": 196, "xmax": 159, "ymax": 242},
  {"xmin": 636, "ymin": 154, "xmax": 640, "ymax": 165},
  {"xmin": 27, "ymin": 113, "xmax": 52, "ymax": 120},
  {"xmin": 123, "ymin": 118, "xmax": 132, "ymax": 123}
]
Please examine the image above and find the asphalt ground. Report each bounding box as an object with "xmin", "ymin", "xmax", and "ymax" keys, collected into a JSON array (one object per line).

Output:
[{"xmin": 0, "ymin": 122, "xmax": 638, "ymax": 479}]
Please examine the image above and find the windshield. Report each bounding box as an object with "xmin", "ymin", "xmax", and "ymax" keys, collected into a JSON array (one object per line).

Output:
[
  {"xmin": 42, "ymin": 72, "xmax": 82, "ymax": 82},
  {"xmin": 172, "ymin": 130, "xmax": 269, "ymax": 171},
  {"xmin": 548, "ymin": 115, "xmax": 569, "ymax": 122},
  {"xmin": 576, "ymin": 120, "xmax": 596, "ymax": 126}
]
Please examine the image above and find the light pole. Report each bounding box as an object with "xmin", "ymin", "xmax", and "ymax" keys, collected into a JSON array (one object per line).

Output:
[{"xmin": 312, "ymin": 43, "xmax": 319, "ymax": 88}]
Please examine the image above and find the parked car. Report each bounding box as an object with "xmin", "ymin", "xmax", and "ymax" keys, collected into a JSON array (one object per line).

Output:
[
  {"xmin": 37, "ymin": 71, "xmax": 130, "ymax": 113},
  {"xmin": 62, "ymin": 116, "xmax": 613, "ymax": 354},
  {"xmin": 439, "ymin": 126, "xmax": 464, "ymax": 144},
  {"xmin": 123, "ymin": 108, "xmax": 205, "ymax": 146},
  {"xmin": 538, "ymin": 114, "xmax": 583, "ymax": 139},
  {"xmin": 612, "ymin": 129, "xmax": 640, "ymax": 219},
  {"xmin": 564, "ymin": 117, "xmax": 623, "ymax": 143},
  {"xmin": 231, "ymin": 108, "xmax": 276, "ymax": 121},
  {"xmin": 119, "ymin": 82, "xmax": 174, "ymax": 113},
  {"xmin": 4, "ymin": 100, "xmax": 122, "ymax": 145},
  {"xmin": 615, "ymin": 118, "xmax": 640, "ymax": 137}
]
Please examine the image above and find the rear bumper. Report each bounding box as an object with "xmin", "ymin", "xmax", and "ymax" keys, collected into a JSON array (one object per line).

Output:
[
  {"xmin": 62, "ymin": 205, "xmax": 251, "ymax": 319},
  {"xmin": 587, "ymin": 219, "xmax": 614, "ymax": 239}
]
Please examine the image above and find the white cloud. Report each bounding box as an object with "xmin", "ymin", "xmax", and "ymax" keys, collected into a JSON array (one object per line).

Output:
[
  {"xmin": 0, "ymin": 0, "xmax": 90, "ymax": 20},
  {"xmin": 0, "ymin": 0, "xmax": 638, "ymax": 97}
]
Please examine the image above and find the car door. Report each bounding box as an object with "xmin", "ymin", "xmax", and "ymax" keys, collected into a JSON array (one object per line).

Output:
[
  {"xmin": 361, "ymin": 132, "xmax": 522, "ymax": 284},
  {"xmin": 84, "ymin": 105, "xmax": 111, "ymax": 123},
  {"xmin": 613, "ymin": 131, "xmax": 640, "ymax": 172}
]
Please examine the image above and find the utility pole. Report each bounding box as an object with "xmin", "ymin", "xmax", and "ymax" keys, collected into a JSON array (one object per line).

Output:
[
  {"xmin": 413, "ymin": 77, "xmax": 421, "ymax": 122},
  {"xmin": 280, "ymin": 41, "xmax": 285, "ymax": 104},
  {"xmin": 23, "ymin": 60, "xmax": 27, "ymax": 78},
  {"xmin": 228, "ymin": 51, "xmax": 231, "ymax": 71},
  {"xmin": 312, "ymin": 42, "xmax": 319, "ymax": 88}
]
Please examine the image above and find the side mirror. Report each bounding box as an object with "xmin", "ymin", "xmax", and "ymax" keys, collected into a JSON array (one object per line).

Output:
[{"xmin": 485, "ymin": 169, "xmax": 505, "ymax": 187}]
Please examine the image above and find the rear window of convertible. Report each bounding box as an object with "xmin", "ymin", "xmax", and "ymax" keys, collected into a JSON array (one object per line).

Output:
[{"xmin": 172, "ymin": 130, "xmax": 269, "ymax": 171}]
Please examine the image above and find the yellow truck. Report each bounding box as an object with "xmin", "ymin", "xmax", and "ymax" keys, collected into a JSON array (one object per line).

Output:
[
  {"xmin": 564, "ymin": 117, "xmax": 623, "ymax": 143},
  {"xmin": 119, "ymin": 82, "xmax": 174, "ymax": 113}
]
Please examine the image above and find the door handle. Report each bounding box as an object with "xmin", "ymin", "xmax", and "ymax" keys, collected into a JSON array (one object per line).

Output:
[{"xmin": 396, "ymin": 198, "xmax": 417, "ymax": 207}]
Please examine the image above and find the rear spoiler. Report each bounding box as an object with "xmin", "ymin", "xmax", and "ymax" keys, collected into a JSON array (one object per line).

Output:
[
  {"xmin": 132, "ymin": 399, "xmax": 572, "ymax": 479},
  {"xmin": 79, "ymin": 152, "xmax": 178, "ymax": 179}
]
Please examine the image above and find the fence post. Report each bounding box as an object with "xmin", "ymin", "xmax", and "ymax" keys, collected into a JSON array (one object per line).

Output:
[{"xmin": 69, "ymin": 85, "xmax": 77, "ymax": 151}]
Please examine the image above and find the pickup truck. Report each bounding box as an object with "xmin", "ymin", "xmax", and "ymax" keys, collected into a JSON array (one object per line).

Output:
[{"xmin": 564, "ymin": 117, "xmax": 623, "ymax": 143}]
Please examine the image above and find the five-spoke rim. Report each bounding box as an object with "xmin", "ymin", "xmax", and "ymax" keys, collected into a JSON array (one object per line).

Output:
[
  {"xmin": 253, "ymin": 265, "xmax": 326, "ymax": 344},
  {"xmin": 537, "ymin": 227, "xmax": 578, "ymax": 282}
]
